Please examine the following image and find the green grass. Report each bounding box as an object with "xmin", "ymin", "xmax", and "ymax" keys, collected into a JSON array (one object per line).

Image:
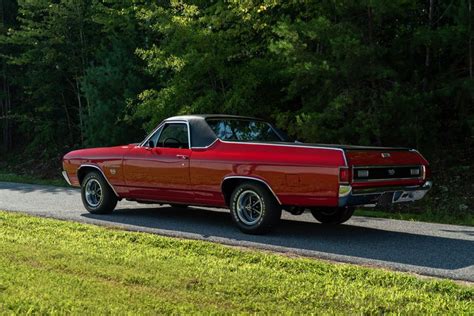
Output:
[
  {"xmin": 0, "ymin": 169, "xmax": 66, "ymax": 187},
  {"xmin": 0, "ymin": 211, "xmax": 472, "ymax": 314}
]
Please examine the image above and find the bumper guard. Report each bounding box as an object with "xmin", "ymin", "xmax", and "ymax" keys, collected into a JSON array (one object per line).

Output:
[
  {"xmin": 62, "ymin": 170, "xmax": 72, "ymax": 186},
  {"xmin": 338, "ymin": 181, "xmax": 432, "ymax": 207}
]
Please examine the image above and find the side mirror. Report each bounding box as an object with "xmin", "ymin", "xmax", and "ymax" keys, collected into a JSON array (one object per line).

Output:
[{"xmin": 148, "ymin": 140, "xmax": 155, "ymax": 148}]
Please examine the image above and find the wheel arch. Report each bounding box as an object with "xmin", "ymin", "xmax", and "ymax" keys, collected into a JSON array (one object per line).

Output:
[
  {"xmin": 77, "ymin": 164, "xmax": 119, "ymax": 197},
  {"xmin": 221, "ymin": 176, "xmax": 282, "ymax": 206}
]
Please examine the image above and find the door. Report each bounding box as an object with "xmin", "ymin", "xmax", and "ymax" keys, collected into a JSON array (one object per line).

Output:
[{"xmin": 123, "ymin": 122, "xmax": 193, "ymax": 202}]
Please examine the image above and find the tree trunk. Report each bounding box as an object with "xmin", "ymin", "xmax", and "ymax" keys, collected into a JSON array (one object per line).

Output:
[
  {"xmin": 0, "ymin": 0, "xmax": 10, "ymax": 151},
  {"xmin": 1, "ymin": 67, "xmax": 12, "ymax": 151},
  {"xmin": 425, "ymin": 0, "xmax": 433, "ymax": 69},
  {"xmin": 76, "ymin": 77, "xmax": 84, "ymax": 146},
  {"xmin": 469, "ymin": 0, "xmax": 472, "ymax": 79},
  {"xmin": 0, "ymin": 86, "xmax": 4, "ymax": 151},
  {"xmin": 367, "ymin": 6, "xmax": 373, "ymax": 44},
  {"xmin": 61, "ymin": 91, "xmax": 73, "ymax": 144},
  {"xmin": 423, "ymin": 0, "xmax": 434, "ymax": 92},
  {"xmin": 77, "ymin": 3, "xmax": 91, "ymax": 117},
  {"xmin": 6, "ymin": 77, "xmax": 11, "ymax": 150},
  {"xmin": 79, "ymin": 26, "xmax": 91, "ymax": 116}
]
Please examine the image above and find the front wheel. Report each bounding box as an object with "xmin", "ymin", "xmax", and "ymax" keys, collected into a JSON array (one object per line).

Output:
[
  {"xmin": 81, "ymin": 171, "xmax": 117, "ymax": 214},
  {"xmin": 229, "ymin": 182, "xmax": 282, "ymax": 234},
  {"xmin": 310, "ymin": 207, "xmax": 354, "ymax": 224}
]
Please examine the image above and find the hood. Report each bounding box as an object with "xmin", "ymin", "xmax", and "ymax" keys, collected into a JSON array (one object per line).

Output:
[{"xmin": 63, "ymin": 145, "xmax": 132, "ymax": 160}]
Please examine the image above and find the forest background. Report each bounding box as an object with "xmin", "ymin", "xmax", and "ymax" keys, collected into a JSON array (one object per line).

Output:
[{"xmin": 0, "ymin": 0, "xmax": 472, "ymax": 220}]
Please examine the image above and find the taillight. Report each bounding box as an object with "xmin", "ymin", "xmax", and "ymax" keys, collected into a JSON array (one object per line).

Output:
[
  {"xmin": 422, "ymin": 165, "xmax": 431, "ymax": 180},
  {"xmin": 339, "ymin": 167, "xmax": 350, "ymax": 184}
]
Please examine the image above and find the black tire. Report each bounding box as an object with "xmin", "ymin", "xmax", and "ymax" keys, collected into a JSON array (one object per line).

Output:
[
  {"xmin": 81, "ymin": 171, "xmax": 118, "ymax": 214},
  {"xmin": 170, "ymin": 204, "xmax": 188, "ymax": 209},
  {"xmin": 310, "ymin": 207, "xmax": 354, "ymax": 224},
  {"xmin": 229, "ymin": 182, "xmax": 282, "ymax": 234}
]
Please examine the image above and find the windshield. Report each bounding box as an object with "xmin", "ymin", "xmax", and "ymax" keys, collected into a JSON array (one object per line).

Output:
[{"xmin": 207, "ymin": 119, "xmax": 283, "ymax": 142}]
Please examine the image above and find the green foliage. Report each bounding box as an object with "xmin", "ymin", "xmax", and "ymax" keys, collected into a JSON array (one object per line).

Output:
[
  {"xmin": 134, "ymin": 1, "xmax": 288, "ymax": 130},
  {"xmin": 2, "ymin": 0, "xmax": 472, "ymax": 153},
  {"xmin": 81, "ymin": 2, "xmax": 148, "ymax": 147},
  {"xmin": 1, "ymin": 211, "xmax": 473, "ymax": 314},
  {"xmin": 1, "ymin": 0, "xmax": 98, "ymax": 155},
  {"xmin": 0, "ymin": 0, "xmax": 473, "ymax": 214},
  {"xmin": 1, "ymin": 0, "xmax": 148, "ymax": 154},
  {"xmin": 131, "ymin": 0, "xmax": 473, "ymax": 155}
]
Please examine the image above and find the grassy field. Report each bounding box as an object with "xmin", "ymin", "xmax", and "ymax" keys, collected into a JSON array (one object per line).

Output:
[{"xmin": 0, "ymin": 211, "xmax": 472, "ymax": 314}]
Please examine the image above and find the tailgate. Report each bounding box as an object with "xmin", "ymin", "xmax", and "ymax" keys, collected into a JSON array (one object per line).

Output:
[{"xmin": 345, "ymin": 149, "xmax": 429, "ymax": 183}]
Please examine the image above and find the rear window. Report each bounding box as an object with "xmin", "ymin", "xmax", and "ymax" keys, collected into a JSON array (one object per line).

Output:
[{"xmin": 207, "ymin": 119, "xmax": 282, "ymax": 142}]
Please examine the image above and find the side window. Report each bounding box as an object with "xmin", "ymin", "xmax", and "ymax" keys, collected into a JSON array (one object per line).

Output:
[
  {"xmin": 147, "ymin": 126, "xmax": 163, "ymax": 147},
  {"xmin": 157, "ymin": 123, "xmax": 189, "ymax": 148},
  {"xmin": 208, "ymin": 120, "xmax": 236, "ymax": 141},
  {"xmin": 207, "ymin": 119, "xmax": 281, "ymax": 142}
]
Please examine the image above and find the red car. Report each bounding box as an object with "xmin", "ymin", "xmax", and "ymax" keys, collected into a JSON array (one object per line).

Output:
[{"xmin": 62, "ymin": 115, "xmax": 432, "ymax": 234}]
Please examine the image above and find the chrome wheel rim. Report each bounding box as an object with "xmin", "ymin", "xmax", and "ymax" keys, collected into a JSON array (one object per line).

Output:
[
  {"xmin": 85, "ymin": 179, "xmax": 103, "ymax": 208},
  {"xmin": 236, "ymin": 190, "xmax": 263, "ymax": 225}
]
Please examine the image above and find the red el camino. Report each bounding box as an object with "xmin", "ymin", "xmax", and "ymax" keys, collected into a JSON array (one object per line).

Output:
[{"xmin": 62, "ymin": 115, "xmax": 432, "ymax": 234}]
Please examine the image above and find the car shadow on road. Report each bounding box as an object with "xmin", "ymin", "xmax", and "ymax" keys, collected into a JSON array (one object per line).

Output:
[{"xmin": 81, "ymin": 206, "xmax": 474, "ymax": 271}]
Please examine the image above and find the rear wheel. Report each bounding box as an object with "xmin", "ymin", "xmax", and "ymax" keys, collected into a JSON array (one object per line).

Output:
[
  {"xmin": 310, "ymin": 207, "xmax": 354, "ymax": 224},
  {"xmin": 81, "ymin": 171, "xmax": 117, "ymax": 214},
  {"xmin": 229, "ymin": 182, "xmax": 281, "ymax": 234}
]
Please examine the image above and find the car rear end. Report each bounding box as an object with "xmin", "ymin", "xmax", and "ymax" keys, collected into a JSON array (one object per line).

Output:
[{"xmin": 337, "ymin": 147, "xmax": 432, "ymax": 208}]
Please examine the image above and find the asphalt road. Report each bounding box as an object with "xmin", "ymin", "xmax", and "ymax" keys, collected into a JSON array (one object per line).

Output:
[{"xmin": 0, "ymin": 181, "xmax": 473, "ymax": 282}]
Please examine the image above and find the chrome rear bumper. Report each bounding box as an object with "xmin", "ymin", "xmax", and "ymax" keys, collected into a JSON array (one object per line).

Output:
[{"xmin": 339, "ymin": 181, "xmax": 432, "ymax": 207}]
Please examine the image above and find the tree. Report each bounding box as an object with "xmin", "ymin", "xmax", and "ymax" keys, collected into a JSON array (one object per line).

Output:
[
  {"xmin": 0, "ymin": 0, "xmax": 472, "ymax": 164},
  {"xmin": 1, "ymin": 0, "xmax": 100, "ymax": 156},
  {"xmin": 81, "ymin": 1, "xmax": 148, "ymax": 146},
  {"xmin": 0, "ymin": 0, "xmax": 18, "ymax": 152}
]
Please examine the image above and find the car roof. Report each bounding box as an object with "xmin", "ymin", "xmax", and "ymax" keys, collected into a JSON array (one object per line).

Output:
[
  {"xmin": 165, "ymin": 114, "xmax": 264, "ymax": 122},
  {"xmin": 162, "ymin": 114, "xmax": 270, "ymax": 147}
]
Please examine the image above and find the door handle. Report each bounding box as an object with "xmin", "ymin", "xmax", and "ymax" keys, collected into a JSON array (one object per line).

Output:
[{"xmin": 176, "ymin": 154, "xmax": 189, "ymax": 160}]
